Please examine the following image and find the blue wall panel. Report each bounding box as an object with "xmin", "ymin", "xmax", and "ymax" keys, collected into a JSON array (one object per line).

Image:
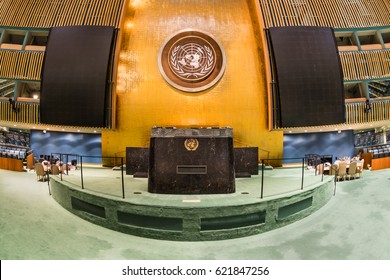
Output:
[
  {"xmin": 30, "ymin": 130, "xmax": 102, "ymax": 163},
  {"xmin": 283, "ymin": 131, "xmax": 355, "ymax": 164}
]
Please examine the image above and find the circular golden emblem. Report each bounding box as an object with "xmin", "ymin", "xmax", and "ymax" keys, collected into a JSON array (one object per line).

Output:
[
  {"xmin": 184, "ymin": 138, "xmax": 199, "ymax": 151},
  {"xmin": 158, "ymin": 29, "xmax": 226, "ymax": 92}
]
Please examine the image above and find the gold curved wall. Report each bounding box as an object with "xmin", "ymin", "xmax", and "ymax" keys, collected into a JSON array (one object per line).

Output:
[{"xmin": 102, "ymin": 0, "xmax": 283, "ymax": 161}]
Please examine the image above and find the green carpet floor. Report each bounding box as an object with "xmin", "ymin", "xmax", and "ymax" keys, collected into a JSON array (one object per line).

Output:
[{"xmin": 1, "ymin": 167, "xmax": 390, "ymax": 260}]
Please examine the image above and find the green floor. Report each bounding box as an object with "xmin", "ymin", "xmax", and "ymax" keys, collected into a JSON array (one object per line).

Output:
[{"xmin": 1, "ymin": 167, "xmax": 390, "ymax": 260}]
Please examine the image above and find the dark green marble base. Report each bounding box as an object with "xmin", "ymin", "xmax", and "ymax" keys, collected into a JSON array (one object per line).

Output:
[{"xmin": 50, "ymin": 175, "xmax": 334, "ymax": 241}]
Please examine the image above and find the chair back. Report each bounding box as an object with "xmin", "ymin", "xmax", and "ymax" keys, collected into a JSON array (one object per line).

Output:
[
  {"xmin": 359, "ymin": 159, "xmax": 364, "ymax": 170},
  {"xmin": 315, "ymin": 164, "xmax": 324, "ymax": 175},
  {"xmin": 349, "ymin": 161, "xmax": 357, "ymax": 175},
  {"xmin": 51, "ymin": 165, "xmax": 60, "ymax": 175},
  {"xmin": 338, "ymin": 162, "xmax": 347, "ymax": 176},
  {"xmin": 329, "ymin": 164, "xmax": 338, "ymax": 175},
  {"xmin": 35, "ymin": 163, "xmax": 44, "ymax": 176}
]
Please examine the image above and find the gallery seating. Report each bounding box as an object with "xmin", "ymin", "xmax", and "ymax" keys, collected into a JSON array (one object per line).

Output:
[{"xmin": 0, "ymin": 145, "xmax": 27, "ymax": 159}]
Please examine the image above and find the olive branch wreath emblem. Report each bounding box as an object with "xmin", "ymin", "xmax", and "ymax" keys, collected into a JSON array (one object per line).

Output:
[{"xmin": 170, "ymin": 45, "xmax": 214, "ymax": 79}]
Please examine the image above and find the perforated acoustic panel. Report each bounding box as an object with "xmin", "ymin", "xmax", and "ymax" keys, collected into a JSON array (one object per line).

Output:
[
  {"xmin": 269, "ymin": 27, "xmax": 345, "ymax": 127},
  {"xmin": 40, "ymin": 26, "xmax": 115, "ymax": 127}
]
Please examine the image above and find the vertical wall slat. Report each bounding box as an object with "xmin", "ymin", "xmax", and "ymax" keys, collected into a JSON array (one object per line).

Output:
[{"xmin": 257, "ymin": 0, "xmax": 390, "ymax": 28}]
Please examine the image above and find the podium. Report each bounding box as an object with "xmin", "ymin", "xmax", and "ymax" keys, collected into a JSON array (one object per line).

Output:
[
  {"xmin": 27, "ymin": 153, "xmax": 35, "ymax": 170},
  {"xmin": 148, "ymin": 127, "xmax": 235, "ymax": 194}
]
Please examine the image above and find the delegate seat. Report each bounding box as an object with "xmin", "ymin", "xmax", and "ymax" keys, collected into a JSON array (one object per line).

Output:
[
  {"xmin": 35, "ymin": 163, "xmax": 46, "ymax": 181},
  {"xmin": 356, "ymin": 159, "xmax": 364, "ymax": 178},
  {"xmin": 337, "ymin": 162, "xmax": 347, "ymax": 181},
  {"xmin": 346, "ymin": 161, "xmax": 358, "ymax": 180},
  {"xmin": 51, "ymin": 165, "xmax": 60, "ymax": 175},
  {"xmin": 329, "ymin": 164, "xmax": 338, "ymax": 176}
]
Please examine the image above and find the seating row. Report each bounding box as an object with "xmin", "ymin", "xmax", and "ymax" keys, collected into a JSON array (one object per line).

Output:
[
  {"xmin": 367, "ymin": 144, "xmax": 390, "ymax": 159},
  {"xmin": 0, "ymin": 145, "xmax": 27, "ymax": 159},
  {"xmin": 318, "ymin": 160, "xmax": 363, "ymax": 181}
]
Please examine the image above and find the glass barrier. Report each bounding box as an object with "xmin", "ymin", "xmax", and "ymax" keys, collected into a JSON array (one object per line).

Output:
[
  {"xmin": 45, "ymin": 154, "xmax": 338, "ymax": 199},
  {"xmin": 260, "ymin": 157, "xmax": 337, "ymax": 199}
]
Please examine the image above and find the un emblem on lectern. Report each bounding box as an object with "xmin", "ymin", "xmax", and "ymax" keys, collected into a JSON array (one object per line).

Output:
[
  {"xmin": 184, "ymin": 138, "xmax": 199, "ymax": 151},
  {"xmin": 158, "ymin": 29, "xmax": 226, "ymax": 92}
]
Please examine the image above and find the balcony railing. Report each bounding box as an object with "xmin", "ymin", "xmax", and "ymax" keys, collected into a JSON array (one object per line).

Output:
[
  {"xmin": 339, "ymin": 50, "xmax": 390, "ymax": 82},
  {"xmin": 257, "ymin": 0, "xmax": 390, "ymax": 29},
  {"xmin": 0, "ymin": 0, "xmax": 125, "ymax": 28},
  {"xmin": 0, "ymin": 99, "xmax": 39, "ymax": 124},
  {"xmin": 0, "ymin": 50, "xmax": 44, "ymax": 81},
  {"xmin": 346, "ymin": 99, "xmax": 390, "ymax": 124},
  {"xmin": 1, "ymin": 98, "xmax": 389, "ymax": 131}
]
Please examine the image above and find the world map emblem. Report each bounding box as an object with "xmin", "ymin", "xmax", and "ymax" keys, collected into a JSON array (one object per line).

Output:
[{"xmin": 158, "ymin": 30, "xmax": 226, "ymax": 92}]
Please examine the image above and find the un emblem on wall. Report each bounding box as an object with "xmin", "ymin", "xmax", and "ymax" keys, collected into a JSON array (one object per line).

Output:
[{"xmin": 158, "ymin": 30, "xmax": 226, "ymax": 92}]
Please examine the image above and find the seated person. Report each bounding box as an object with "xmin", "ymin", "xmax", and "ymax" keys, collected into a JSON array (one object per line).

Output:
[
  {"xmin": 56, "ymin": 160, "xmax": 67, "ymax": 174},
  {"xmin": 351, "ymin": 156, "xmax": 360, "ymax": 162},
  {"xmin": 41, "ymin": 160, "xmax": 51, "ymax": 172}
]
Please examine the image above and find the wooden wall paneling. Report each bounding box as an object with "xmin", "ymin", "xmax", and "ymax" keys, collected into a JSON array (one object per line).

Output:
[
  {"xmin": 35, "ymin": 0, "xmax": 51, "ymax": 28},
  {"xmin": 86, "ymin": 0, "xmax": 100, "ymax": 26},
  {"xmin": 95, "ymin": 0, "xmax": 105, "ymax": 26},
  {"xmin": 115, "ymin": 0, "xmax": 126, "ymax": 27},
  {"xmin": 283, "ymin": 0, "xmax": 297, "ymax": 26},
  {"xmin": 332, "ymin": 0, "xmax": 347, "ymax": 28},
  {"xmin": 268, "ymin": 0, "xmax": 280, "ymax": 27},
  {"xmin": 10, "ymin": 52, "xmax": 18, "ymax": 78},
  {"xmin": 73, "ymin": 0, "xmax": 89, "ymax": 26},
  {"xmin": 309, "ymin": 0, "xmax": 322, "ymax": 27},
  {"xmin": 15, "ymin": 52, "xmax": 23, "ymax": 79},
  {"xmin": 325, "ymin": 0, "xmax": 339, "ymax": 27},
  {"xmin": 71, "ymin": 0, "xmax": 83, "ymax": 26},
  {"xmin": 0, "ymin": 52, "xmax": 8, "ymax": 78},
  {"xmin": 0, "ymin": 52, "xmax": 5, "ymax": 77},
  {"xmin": 259, "ymin": 0, "xmax": 272, "ymax": 28},
  {"xmin": 3, "ymin": 0, "xmax": 19, "ymax": 26},
  {"xmin": 13, "ymin": 0, "xmax": 29, "ymax": 27},
  {"xmin": 100, "ymin": 0, "xmax": 110, "ymax": 26},
  {"xmin": 298, "ymin": 0, "xmax": 313, "ymax": 26},
  {"xmin": 312, "ymin": 0, "xmax": 330, "ymax": 27},
  {"xmin": 256, "ymin": 0, "xmax": 390, "ymax": 29},
  {"xmin": 383, "ymin": 51, "xmax": 390, "ymax": 76}
]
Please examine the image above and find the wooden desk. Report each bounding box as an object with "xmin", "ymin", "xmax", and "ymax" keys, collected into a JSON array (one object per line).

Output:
[
  {"xmin": 360, "ymin": 153, "xmax": 372, "ymax": 169},
  {"xmin": 0, "ymin": 157, "xmax": 24, "ymax": 171},
  {"xmin": 27, "ymin": 154, "xmax": 34, "ymax": 170},
  {"xmin": 371, "ymin": 157, "xmax": 390, "ymax": 171}
]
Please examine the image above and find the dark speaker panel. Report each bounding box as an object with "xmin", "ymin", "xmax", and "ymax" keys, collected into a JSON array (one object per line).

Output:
[
  {"xmin": 40, "ymin": 26, "xmax": 115, "ymax": 127},
  {"xmin": 269, "ymin": 26, "xmax": 345, "ymax": 127}
]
